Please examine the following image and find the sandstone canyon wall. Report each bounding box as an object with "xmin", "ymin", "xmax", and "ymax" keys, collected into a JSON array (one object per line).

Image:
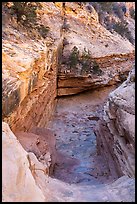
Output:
[
  {"xmin": 2, "ymin": 2, "xmax": 135, "ymax": 132},
  {"xmin": 2, "ymin": 41, "xmax": 60, "ymax": 132},
  {"xmin": 2, "ymin": 2, "xmax": 135, "ymax": 202},
  {"xmin": 57, "ymin": 2, "xmax": 135, "ymax": 96},
  {"xmin": 2, "ymin": 2, "xmax": 64, "ymax": 132},
  {"xmin": 95, "ymin": 67, "xmax": 135, "ymax": 178}
]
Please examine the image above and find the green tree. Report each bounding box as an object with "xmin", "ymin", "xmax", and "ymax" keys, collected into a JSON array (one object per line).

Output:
[{"xmin": 92, "ymin": 60, "xmax": 102, "ymax": 75}]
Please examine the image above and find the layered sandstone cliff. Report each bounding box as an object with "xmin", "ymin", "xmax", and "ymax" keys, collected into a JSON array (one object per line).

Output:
[
  {"xmin": 2, "ymin": 39, "xmax": 59, "ymax": 132},
  {"xmin": 2, "ymin": 2, "xmax": 64, "ymax": 132},
  {"xmin": 2, "ymin": 2, "xmax": 135, "ymax": 132},
  {"xmin": 95, "ymin": 67, "xmax": 135, "ymax": 178},
  {"xmin": 57, "ymin": 2, "xmax": 135, "ymax": 96},
  {"xmin": 2, "ymin": 2, "xmax": 135, "ymax": 202}
]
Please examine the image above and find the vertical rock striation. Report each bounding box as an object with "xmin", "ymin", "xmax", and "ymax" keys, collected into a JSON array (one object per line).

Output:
[
  {"xmin": 2, "ymin": 41, "xmax": 61, "ymax": 132},
  {"xmin": 95, "ymin": 67, "xmax": 135, "ymax": 178}
]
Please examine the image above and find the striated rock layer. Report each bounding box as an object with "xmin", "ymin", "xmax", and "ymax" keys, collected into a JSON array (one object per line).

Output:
[
  {"xmin": 2, "ymin": 42, "xmax": 59, "ymax": 132},
  {"xmin": 2, "ymin": 2, "xmax": 135, "ymax": 131},
  {"xmin": 57, "ymin": 52, "xmax": 134, "ymax": 96},
  {"xmin": 3, "ymin": 34, "xmax": 67, "ymax": 131},
  {"xmin": 57, "ymin": 2, "xmax": 135, "ymax": 96},
  {"xmin": 95, "ymin": 67, "xmax": 135, "ymax": 178},
  {"xmin": 2, "ymin": 2, "xmax": 64, "ymax": 131}
]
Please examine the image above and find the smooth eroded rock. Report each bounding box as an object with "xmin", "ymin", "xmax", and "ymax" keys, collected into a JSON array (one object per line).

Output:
[
  {"xmin": 2, "ymin": 122, "xmax": 45, "ymax": 202},
  {"xmin": 95, "ymin": 67, "xmax": 135, "ymax": 178},
  {"xmin": 15, "ymin": 127, "xmax": 57, "ymax": 175}
]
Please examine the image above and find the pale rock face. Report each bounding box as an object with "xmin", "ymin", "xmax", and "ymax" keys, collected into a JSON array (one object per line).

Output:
[
  {"xmin": 15, "ymin": 127, "xmax": 57, "ymax": 175},
  {"xmin": 95, "ymin": 67, "xmax": 135, "ymax": 178},
  {"xmin": 2, "ymin": 122, "xmax": 45, "ymax": 202}
]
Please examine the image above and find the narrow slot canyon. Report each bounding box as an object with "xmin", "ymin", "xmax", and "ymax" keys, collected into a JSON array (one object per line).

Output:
[
  {"xmin": 2, "ymin": 2, "xmax": 135, "ymax": 202},
  {"xmin": 48, "ymin": 86, "xmax": 116, "ymax": 185}
]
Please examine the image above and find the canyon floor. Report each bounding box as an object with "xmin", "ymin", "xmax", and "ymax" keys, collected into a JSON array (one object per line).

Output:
[
  {"xmin": 2, "ymin": 3, "xmax": 135, "ymax": 202},
  {"xmin": 44, "ymin": 85, "xmax": 134, "ymax": 202},
  {"xmin": 48, "ymin": 86, "xmax": 116, "ymax": 185}
]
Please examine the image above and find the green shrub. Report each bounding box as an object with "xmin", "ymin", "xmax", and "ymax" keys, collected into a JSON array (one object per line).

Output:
[
  {"xmin": 113, "ymin": 21, "xmax": 128, "ymax": 37},
  {"xmin": 68, "ymin": 47, "xmax": 103, "ymax": 75},
  {"xmin": 98, "ymin": 2, "xmax": 113, "ymax": 13},
  {"xmin": 69, "ymin": 46, "xmax": 79, "ymax": 68},
  {"xmin": 92, "ymin": 60, "xmax": 102, "ymax": 75},
  {"xmin": 11, "ymin": 2, "xmax": 42, "ymax": 27},
  {"xmin": 7, "ymin": 2, "xmax": 50, "ymax": 38}
]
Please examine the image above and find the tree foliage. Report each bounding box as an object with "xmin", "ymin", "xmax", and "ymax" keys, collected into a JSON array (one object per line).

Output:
[
  {"xmin": 81, "ymin": 48, "xmax": 91, "ymax": 70},
  {"xmin": 92, "ymin": 60, "xmax": 102, "ymax": 75},
  {"xmin": 3, "ymin": 2, "xmax": 50, "ymax": 38},
  {"xmin": 11, "ymin": 2, "xmax": 42, "ymax": 27},
  {"xmin": 69, "ymin": 46, "xmax": 79, "ymax": 68},
  {"xmin": 98, "ymin": 2, "xmax": 113, "ymax": 13}
]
